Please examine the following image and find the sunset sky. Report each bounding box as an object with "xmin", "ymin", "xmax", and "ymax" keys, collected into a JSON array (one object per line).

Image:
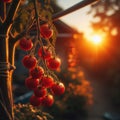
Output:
[{"xmin": 56, "ymin": 0, "xmax": 94, "ymax": 35}]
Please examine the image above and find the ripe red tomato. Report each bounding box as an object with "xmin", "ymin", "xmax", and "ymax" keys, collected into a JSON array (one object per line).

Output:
[
  {"xmin": 30, "ymin": 95, "xmax": 42, "ymax": 106},
  {"xmin": 41, "ymin": 75, "xmax": 54, "ymax": 88},
  {"xmin": 40, "ymin": 24, "xmax": 53, "ymax": 39},
  {"xmin": 25, "ymin": 77, "xmax": 39, "ymax": 90},
  {"xmin": 41, "ymin": 94, "xmax": 54, "ymax": 107},
  {"xmin": 51, "ymin": 82, "xmax": 65, "ymax": 96},
  {"xmin": 19, "ymin": 38, "xmax": 33, "ymax": 51},
  {"xmin": 30, "ymin": 66, "xmax": 44, "ymax": 79},
  {"xmin": 38, "ymin": 46, "xmax": 52, "ymax": 60},
  {"xmin": 3, "ymin": 0, "xmax": 12, "ymax": 3},
  {"xmin": 47, "ymin": 57, "xmax": 61, "ymax": 70},
  {"xmin": 34, "ymin": 87, "xmax": 47, "ymax": 98},
  {"xmin": 22, "ymin": 55, "xmax": 37, "ymax": 69}
]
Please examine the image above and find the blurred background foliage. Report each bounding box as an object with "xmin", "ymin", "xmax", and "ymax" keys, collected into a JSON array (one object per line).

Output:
[
  {"xmin": 78, "ymin": 0, "xmax": 120, "ymax": 105},
  {"xmin": 89, "ymin": 0, "xmax": 120, "ymax": 105}
]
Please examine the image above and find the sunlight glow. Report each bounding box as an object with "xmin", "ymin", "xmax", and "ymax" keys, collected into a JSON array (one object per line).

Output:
[
  {"xmin": 85, "ymin": 33, "xmax": 104, "ymax": 46},
  {"xmin": 91, "ymin": 35, "xmax": 102, "ymax": 45}
]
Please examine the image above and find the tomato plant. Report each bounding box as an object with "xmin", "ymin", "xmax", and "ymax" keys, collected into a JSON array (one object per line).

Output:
[
  {"xmin": 15, "ymin": 0, "xmax": 65, "ymax": 109},
  {"xmin": 0, "ymin": 0, "xmax": 65, "ymax": 119}
]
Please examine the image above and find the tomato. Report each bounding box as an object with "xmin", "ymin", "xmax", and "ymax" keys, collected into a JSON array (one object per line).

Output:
[
  {"xmin": 30, "ymin": 95, "xmax": 42, "ymax": 106},
  {"xmin": 40, "ymin": 75, "xmax": 54, "ymax": 88},
  {"xmin": 41, "ymin": 94, "xmax": 54, "ymax": 107},
  {"xmin": 40, "ymin": 24, "xmax": 53, "ymax": 39},
  {"xmin": 47, "ymin": 57, "xmax": 61, "ymax": 70},
  {"xmin": 38, "ymin": 46, "xmax": 52, "ymax": 60},
  {"xmin": 19, "ymin": 38, "xmax": 33, "ymax": 51},
  {"xmin": 30, "ymin": 66, "xmax": 44, "ymax": 79},
  {"xmin": 22, "ymin": 55, "xmax": 37, "ymax": 69},
  {"xmin": 51, "ymin": 82, "xmax": 65, "ymax": 96},
  {"xmin": 25, "ymin": 77, "xmax": 39, "ymax": 90},
  {"xmin": 34, "ymin": 87, "xmax": 47, "ymax": 98}
]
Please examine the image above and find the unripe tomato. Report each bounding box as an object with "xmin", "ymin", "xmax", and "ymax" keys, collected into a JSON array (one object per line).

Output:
[
  {"xmin": 30, "ymin": 66, "xmax": 44, "ymax": 79},
  {"xmin": 47, "ymin": 57, "xmax": 61, "ymax": 70},
  {"xmin": 19, "ymin": 38, "xmax": 33, "ymax": 51},
  {"xmin": 41, "ymin": 94, "xmax": 54, "ymax": 107},
  {"xmin": 38, "ymin": 46, "xmax": 52, "ymax": 60},
  {"xmin": 40, "ymin": 75, "xmax": 54, "ymax": 88},
  {"xmin": 51, "ymin": 82, "xmax": 65, "ymax": 96},
  {"xmin": 34, "ymin": 87, "xmax": 47, "ymax": 98},
  {"xmin": 30, "ymin": 95, "xmax": 42, "ymax": 106},
  {"xmin": 22, "ymin": 55, "xmax": 37, "ymax": 69},
  {"xmin": 40, "ymin": 24, "xmax": 53, "ymax": 39},
  {"xmin": 25, "ymin": 77, "xmax": 39, "ymax": 90}
]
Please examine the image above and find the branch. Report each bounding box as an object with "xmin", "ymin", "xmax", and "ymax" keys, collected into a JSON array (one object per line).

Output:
[
  {"xmin": 12, "ymin": 30, "xmax": 26, "ymax": 43},
  {"xmin": 52, "ymin": 0, "xmax": 100, "ymax": 21},
  {"xmin": 3, "ymin": 0, "xmax": 21, "ymax": 31}
]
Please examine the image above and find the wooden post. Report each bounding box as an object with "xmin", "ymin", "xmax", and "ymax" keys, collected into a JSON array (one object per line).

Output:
[{"xmin": 0, "ymin": 1, "xmax": 21, "ymax": 119}]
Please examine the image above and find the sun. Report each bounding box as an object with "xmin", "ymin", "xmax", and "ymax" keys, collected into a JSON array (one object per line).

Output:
[
  {"xmin": 84, "ymin": 31, "xmax": 107, "ymax": 48},
  {"xmin": 91, "ymin": 35, "xmax": 102, "ymax": 45}
]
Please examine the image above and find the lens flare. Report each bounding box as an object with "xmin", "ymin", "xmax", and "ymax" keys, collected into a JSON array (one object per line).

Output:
[{"xmin": 91, "ymin": 35, "xmax": 102, "ymax": 45}]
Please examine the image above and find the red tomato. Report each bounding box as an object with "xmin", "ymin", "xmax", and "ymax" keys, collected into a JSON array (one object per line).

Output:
[
  {"xmin": 47, "ymin": 57, "xmax": 61, "ymax": 70},
  {"xmin": 51, "ymin": 82, "xmax": 65, "ymax": 96},
  {"xmin": 30, "ymin": 66, "xmax": 44, "ymax": 79},
  {"xmin": 38, "ymin": 46, "xmax": 52, "ymax": 60},
  {"xmin": 40, "ymin": 24, "xmax": 53, "ymax": 39},
  {"xmin": 22, "ymin": 55, "xmax": 37, "ymax": 69},
  {"xmin": 41, "ymin": 94, "xmax": 54, "ymax": 107},
  {"xmin": 40, "ymin": 75, "xmax": 54, "ymax": 88},
  {"xmin": 25, "ymin": 77, "xmax": 39, "ymax": 90},
  {"xmin": 30, "ymin": 95, "xmax": 42, "ymax": 106},
  {"xmin": 34, "ymin": 87, "xmax": 47, "ymax": 98},
  {"xmin": 19, "ymin": 38, "xmax": 33, "ymax": 51}
]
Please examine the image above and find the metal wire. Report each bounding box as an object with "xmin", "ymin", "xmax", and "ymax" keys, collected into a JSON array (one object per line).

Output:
[{"xmin": 0, "ymin": 62, "xmax": 16, "ymax": 77}]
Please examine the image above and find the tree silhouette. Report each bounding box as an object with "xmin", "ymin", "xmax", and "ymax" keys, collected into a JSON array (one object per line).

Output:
[{"xmin": 89, "ymin": 0, "xmax": 120, "ymax": 44}]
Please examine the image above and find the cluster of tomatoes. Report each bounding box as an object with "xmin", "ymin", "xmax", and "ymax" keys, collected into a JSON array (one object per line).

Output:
[{"xmin": 19, "ymin": 24, "xmax": 65, "ymax": 107}]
